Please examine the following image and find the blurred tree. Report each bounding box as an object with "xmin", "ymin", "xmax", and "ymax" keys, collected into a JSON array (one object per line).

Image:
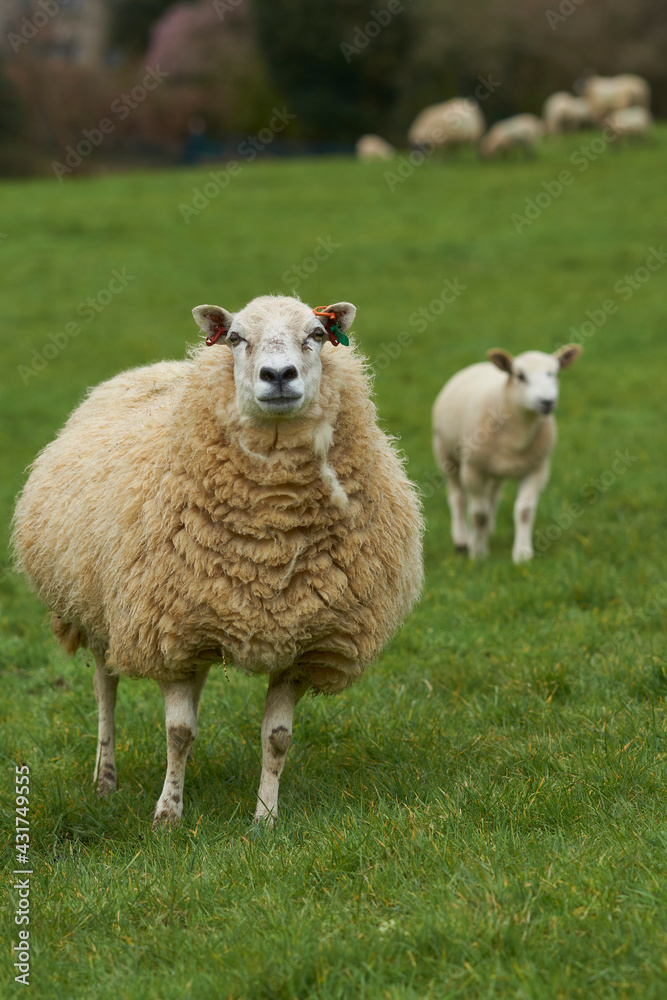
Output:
[
  {"xmin": 109, "ymin": 0, "xmax": 178, "ymax": 54},
  {"xmin": 252, "ymin": 0, "xmax": 410, "ymax": 141},
  {"xmin": 0, "ymin": 59, "xmax": 24, "ymax": 140}
]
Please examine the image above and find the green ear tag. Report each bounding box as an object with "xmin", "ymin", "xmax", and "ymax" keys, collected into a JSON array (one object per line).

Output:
[{"xmin": 331, "ymin": 323, "xmax": 350, "ymax": 346}]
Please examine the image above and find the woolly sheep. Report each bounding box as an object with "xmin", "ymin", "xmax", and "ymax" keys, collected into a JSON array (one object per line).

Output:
[
  {"xmin": 408, "ymin": 98, "xmax": 485, "ymax": 151},
  {"xmin": 13, "ymin": 295, "xmax": 423, "ymax": 827},
  {"xmin": 480, "ymin": 114, "xmax": 545, "ymax": 157},
  {"xmin": 432, "ymin": 346, "xmax": 582, "ymax": 563},
  {"xmin": 355, "ymin": 134, "xmax": 396, "ymax": 161},
  {"xmin": 542, "ymin": 92, "xmax": 593, "ymax": 134},
  {"xmin": 577, "ymin": 74, "xmax": 651, "ymax": 119},
  {"xmin": 606, "ymin": 106, "xmax": 653, "ymax": 140}
]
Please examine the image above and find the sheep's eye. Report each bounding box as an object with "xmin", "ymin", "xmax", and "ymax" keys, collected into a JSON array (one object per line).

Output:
[
  {"xmin": 516, "ymin": 372, "xmax": 527, "ymax": 382},
  {"xmin": 227, "ymin": 331, "xmax": 241, "ymax": 346},
  {"xmin": 310, "ymin": 327, "xmax": 325, "ymax": 341}
]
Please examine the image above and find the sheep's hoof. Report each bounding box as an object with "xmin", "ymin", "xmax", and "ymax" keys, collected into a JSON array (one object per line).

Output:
[
  {"xmin": 96, "ymin": 766, "xmax": 117, "ymax": 798},
  {"xmin": 455, "ymin": 544, "xmax": 468, "ymax": 555},
  {"xmin": 512, "ymin": 549, "xmax": 533, "ymax": 564},
  {"xmin": 152, "ymin": 804, "xmax": 182, "ymax": 830},
  {"xmin": 253, "ymin": 809, "xmax": 276, "ymax": 829}
]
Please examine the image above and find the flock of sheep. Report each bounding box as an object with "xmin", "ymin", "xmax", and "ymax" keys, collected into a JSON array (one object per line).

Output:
[
  {"xmin": 356, "ymin": 72, "xmax": 653, "ymax": 160},
  {"xmin": 12, "ymin": 291, "xmax": 584, "ymax": 829}
]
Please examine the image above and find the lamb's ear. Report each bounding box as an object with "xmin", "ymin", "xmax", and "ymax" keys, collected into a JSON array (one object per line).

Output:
[
  {"xmin": 192, "ymin": 304, "xmax": 235, "ymax": 346},
  {"xmin": 554, "ymin": 344, "xmax": 582, "ymax": 369},
  {"xmin": 487, "ymin": 349, "xmax": 513, "ymax": 373}
]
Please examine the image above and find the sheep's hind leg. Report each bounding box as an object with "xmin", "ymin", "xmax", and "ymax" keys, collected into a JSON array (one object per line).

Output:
[
  {"xmin": 254, "ymin": 672, "xmax": 311, "ymax": 827},
  {"xmin": 445, "ymin": 466, "xmax": 469, "ymax": 554},
  {"xmin": 487, "ymin": 479, "xmax": 503, "ymax": 537},
  {"xmin": 153, "ymin": 665, "xmax": 210, "ymax": 829},
  {"xmin": 462, "ymin": 465, "xmax": 494, "ymax": 559},
  {"xmin": 93, "ymin": 655, "xmax": 119, "ymax": 797}
]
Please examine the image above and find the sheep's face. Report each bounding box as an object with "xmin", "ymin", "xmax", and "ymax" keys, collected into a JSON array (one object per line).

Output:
[
  {"xmin": 488, "ymin": 346, "xmax": 582, "ymax": 415},
  {"xmin": 193, "ymin": 296, "xmax": 356, "ymax": 423}
]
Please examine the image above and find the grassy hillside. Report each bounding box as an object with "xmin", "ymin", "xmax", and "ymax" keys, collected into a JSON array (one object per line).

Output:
[{"xmin": 1, "ymin": 130, "xmax": 667, "ymax": 999}]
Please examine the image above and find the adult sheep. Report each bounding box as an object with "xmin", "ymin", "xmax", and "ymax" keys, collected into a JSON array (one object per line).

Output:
[
  {"xmin": 577, "ymin": 74, "xmax": 650, "ymax": 119},
  {"xmin": 606, "ymin": 106, "xmax": 653, "ymax": 140},
  {"xmin": 542, "ymin": 92, "xmax": 593, "ymax": 134},
  {"xmin": 432, "ymin": 346, "xmax": 581, "ymax": 563},
  {"xmin": 13, "ymin": 295, "xmax": 423, "ymax": 827},
  {"xmin": 408, "ymin": 98, "xmax": 485, "ymax": 152},
  {"xmin": 480, "ymin": 114, "xmax": 545, "ymax": 157}
]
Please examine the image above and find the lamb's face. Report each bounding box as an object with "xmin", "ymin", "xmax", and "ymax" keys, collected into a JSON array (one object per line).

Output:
[
  {"xmin": 488, "ymin": 345, "xmax": 582, "ymax": 415},
  {"xmin": 193, "ymin": 296, "xmax": 356, "ymax": 423}
]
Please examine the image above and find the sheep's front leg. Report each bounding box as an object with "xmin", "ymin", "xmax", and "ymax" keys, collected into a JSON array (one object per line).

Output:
[
  {"xmin": 93, "ymin": 655, "xmax": 119, "ymax": 797},
  {"xmin": 512, "ymin": 463, "xmax": 550, "ymax": 563},
  {"xmin": 254, "ymin": 672, "xmax": 311, "ymax": 827},
  {"xmin": 462, "ymin": 465, "xmax": 497, "ymax": 559},
  {"xmin": 153, "ymin": 665, "xmax": 210, "ymax": 828}
]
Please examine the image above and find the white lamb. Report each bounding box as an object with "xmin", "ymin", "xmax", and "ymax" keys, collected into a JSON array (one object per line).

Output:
[
  {"xmin": 13, "ymin": 295, "xmax": 423, "ymax": 828},
  {"xmin": 542, "ymin": 92, "xmax": 593, "ymax": 133},
  {"xmin": 355, "ymin": 134, "xmax": 396, "ymax": 161},
  {"xmin": 480, "ymin": 114, "xmax": 545, "ymax": 157},
  {"xmin": 432, "ymin": 346, "xmax": 582, "ymax": 563},
  {"xmin": 408, "ymin": 98, "xmax": 485, "ymax": 152}
]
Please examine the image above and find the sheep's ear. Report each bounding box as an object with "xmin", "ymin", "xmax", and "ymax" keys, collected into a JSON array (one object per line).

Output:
[
  {"xmin": 192, "ymin": 304, "xmax": 235, "ymax": 346},
  {"xmin": 554, "ymin": 344, "xmax": 582, "ymax": 369},
  {"xmin": 322, "ymin": 302, "xmax": 356, "ymax": 335},
  {"xmin": 487, "ymin": 349, "xmax": 513, "ymax": 373}
]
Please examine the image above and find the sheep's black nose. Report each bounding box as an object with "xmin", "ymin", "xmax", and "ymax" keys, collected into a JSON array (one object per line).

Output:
[
  {"xmin": 539, "ymin": 399, "xmax": 555, "ymax": 413},
  {"xmin": 260, "ymin": 365, "xmax": 298, "ymax": 383}
]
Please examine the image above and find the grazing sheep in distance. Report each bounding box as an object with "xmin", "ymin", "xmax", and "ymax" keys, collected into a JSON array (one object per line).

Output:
[
  {"xmin": 355, "ymin": 134, "xmax": 396, "ymax": 161},
  {"xmin": 432, "ymin": 346, "xmax": 582, "ymax": 563},
  {"xmin": 606, "ymin": 106, "xmax": 653, "ymax": 140},
  {"xmin": 577, "ymin": 74, "xmax": 651, "ymax": 119},
  {"xmin": 480, "ymin": 114, "xmax": 545, "ymax": 158},
  {"xmin": 542, "ymin": 92, "xmax": 593, "ymax": 133},
  {"xmin": 13, "ymin": 295, "xmax": 423, "ymax": 828},
  {"xmin": 408, "ymin": 98, "xmax": 485, "ymax": 152}
]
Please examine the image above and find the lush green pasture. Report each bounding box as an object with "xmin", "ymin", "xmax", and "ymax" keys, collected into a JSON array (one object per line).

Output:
[{"xmin": 2, "ymin": 130, "xmax": 667, "ymax": 999}]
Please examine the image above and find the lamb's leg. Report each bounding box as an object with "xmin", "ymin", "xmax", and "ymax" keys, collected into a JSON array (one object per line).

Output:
[
  {"xmin": 512, "ymin": 464, "xmax": 550, "ymax": 564},
  {"xmin": 445, "ymin": 466, "xmax": 469, "ymax": 553},
  {"xmin": 254, "ymin": 672, "xmax": 311, "ymax": 827},
  {"xmin": 487, "ymin": 479, "xmax": 504, "ymax": 536},
  {"xmin": 153, "ymin": 665, "xmax": 210, "ymax": 828},
  {"xmin": 462, "ymin": 465, "xmax": 494, "ymax": 559},
  {"xmin": 93, "ymin": 655, "xmax": 119, "ymax": 797}
]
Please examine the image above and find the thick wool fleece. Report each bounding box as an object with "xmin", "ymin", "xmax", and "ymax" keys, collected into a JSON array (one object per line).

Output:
[{"xmin": 13, "ymin": 341, "xmax": 423, "ymax": 694}]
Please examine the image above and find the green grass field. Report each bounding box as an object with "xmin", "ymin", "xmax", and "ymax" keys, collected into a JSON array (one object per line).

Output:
[{"xmin": 2, "ymin": 130, "xmax": 667, "ymax": 999}]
